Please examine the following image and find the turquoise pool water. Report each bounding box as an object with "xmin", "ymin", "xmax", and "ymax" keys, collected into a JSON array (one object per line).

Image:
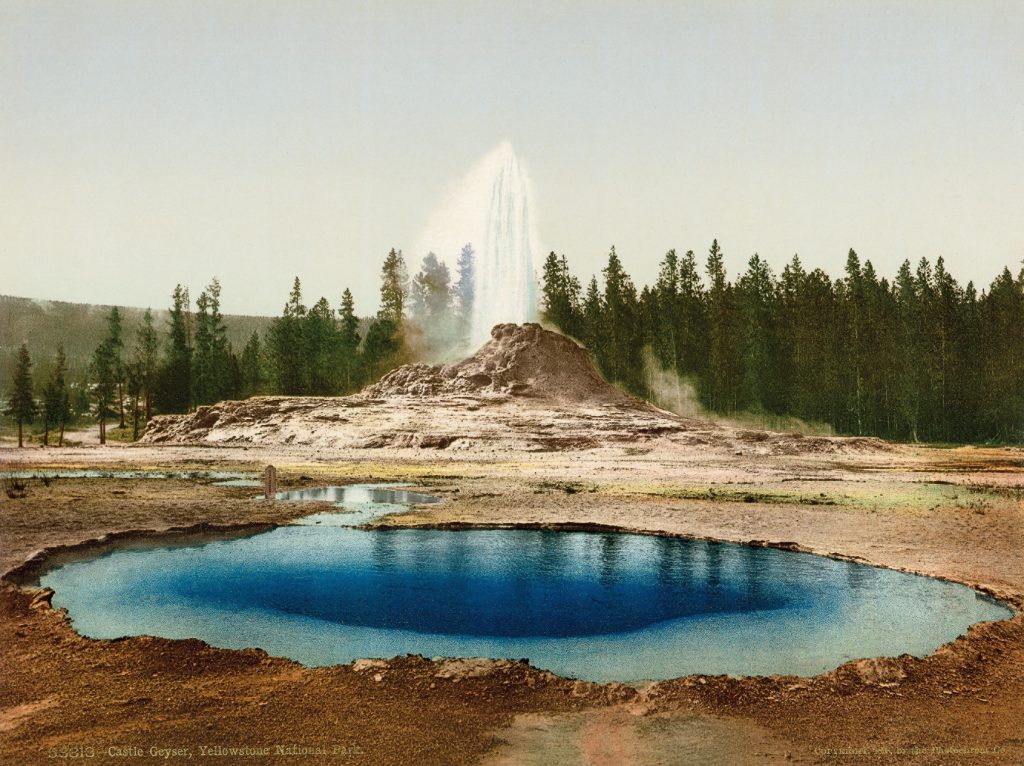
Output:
[{"xmin": 40, "ymin": 486, "xmax": 1011, "ymax": 682}]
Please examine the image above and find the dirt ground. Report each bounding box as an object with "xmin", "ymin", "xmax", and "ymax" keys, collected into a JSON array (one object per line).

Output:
[{"xmin": 1, "ymin": 439, "xmax": 1022, "ymax": 765}]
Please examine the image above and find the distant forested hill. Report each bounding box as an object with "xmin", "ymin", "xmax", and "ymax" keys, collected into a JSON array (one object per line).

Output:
[{"xmin": 0, "ymin": 295, "xmax": 274, "ymax": 386}]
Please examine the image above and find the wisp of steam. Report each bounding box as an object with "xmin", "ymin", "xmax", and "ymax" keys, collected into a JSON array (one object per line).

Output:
[{"xmin": 415, "ymin": 141, "xmax": 541, "ymax": 345}]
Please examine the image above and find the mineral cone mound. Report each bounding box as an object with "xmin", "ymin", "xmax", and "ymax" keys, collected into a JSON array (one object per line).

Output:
[
  {"xmin": 142, "ymin": 323, "xmax": 889, "ymax": 454},
  {"xmin": 364, "ymin": 323, "xmax": 635, "ymax": 403}
]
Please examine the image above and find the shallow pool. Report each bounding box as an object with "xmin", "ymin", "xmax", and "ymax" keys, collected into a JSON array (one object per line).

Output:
[{"xmin": 40, "ymin": 486, "xmax": 1011, "ymax": 682}]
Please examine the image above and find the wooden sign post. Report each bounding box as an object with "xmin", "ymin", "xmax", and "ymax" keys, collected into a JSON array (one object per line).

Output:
[{"xmin": 264, "ymin": 465, "xmax": 277, "ymax": 501}]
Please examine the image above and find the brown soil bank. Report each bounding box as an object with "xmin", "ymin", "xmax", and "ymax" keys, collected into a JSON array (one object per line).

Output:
[
  {"xmin": 141, "ymin": 324, "xmax": 887, "ymax": 455},
  {"xmin": 0, "ymin": 445, "xmax": 1021, "ymax": 765}
]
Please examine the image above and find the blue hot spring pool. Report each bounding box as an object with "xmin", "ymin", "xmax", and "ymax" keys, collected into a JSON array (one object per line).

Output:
[{"xmin": 39, "ymin": 486, "xmax": 1011, "ymax": 683}]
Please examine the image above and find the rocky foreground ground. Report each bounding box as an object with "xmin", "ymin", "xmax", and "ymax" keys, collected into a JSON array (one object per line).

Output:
[{"xmin": 1, "ymin": 325, "xmax": 1022, "ymax": 765}]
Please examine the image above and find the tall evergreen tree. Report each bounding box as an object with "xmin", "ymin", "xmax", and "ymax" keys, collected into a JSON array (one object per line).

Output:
[
  {"xmin": 581, "ymin": 276, "xmax": 604, "ymax": 360},
  {"xmin": 240, "ymin": 331, "xmax": 265, "ymax": 398},
  {"xmin": 91, "ymin": 333, "xmax": 118, "ymax": 445},
  {"xmin": 42, "ymin": 344, "xmax": 70, "ymax": 446},
  {"xmin": 980, "ymin": 267, "xmax": 1024, "ymax": 441},
  {"xmin": 737, "ymin": 253, "xmax": 777, "ymax": 412},
  {"xmin": 411, "ymin": 253, "xmax": 452, "ymax": 321},
  {"xmin": 366, "ymin": 249, "xmax": 410, "ymax": 377},
  {"xmin": 191, "ymin": 278, "xmax": 234, "ymax": 406},
  {"xmin": 410, "ymin": 253, "xmax": 454, "ymax": 353},
  {"xmin": 207, "ymin": 279, "xmax": 234, "ymax": 400},
  {"xmin": 704, "ymin": 240, "xmax": 742, "ymax": 412},
  {"xmin": 651, "ymin": 249, "xmax": 681, "ymax": 372},
  {"xmin": 362, "ymin": 319, "xmax": 400, "ymax": 381},
  {"xmin": 600, "ymin": 247, "xmax": 643, "ymax": 391},
  {"xmin": 306, "ymin": 296, "xmax": 339, "ymax": 395},
  {"xmin": 135, "ymin": 309, "xmax": 159, "ymax": 422},
  {"xmin": 156, "ymin": 285, "xmax": 193, "ymax": 413},
  {"xmin": 101, "ymin": 307, "xmax": 126, "ymax": 428},
  {"xmin": 338, "ymin": 288, "xmax": 362, "ymax": 392},
  {"xmin": 6, "ymin": 342, "xmax": 36, "ymax": 448},
  {"xmin": 959, "ymin": 280, "xmax": 984, "ymax": 441},
  {"xmin": 126, "ymin": 359, "xmax": 143, "ymax": 440},
  {"xmin": 192, "ymin": 289, "xmax": 215, "ymax": 405},
  {"xmin": 676, "ymin": 250, "xmax": 708, "ymax": 379},
  {"xmin": 269, "ymin": 277, "xmax": 309, "ymax": 395},
  {"xmin": 454, "ymin": 243, "xmax": 475, "ymax": 340},
  {"xmin": 379, "ymin": 249, "xmax": 409, "ymax": 324},
  {"xmin": 893, "ymin": 260, "xmax": 922, "ymax": 440},
  {"xmin": 541, "ymin": 252, "xmax": 583, "ymax": 338}
]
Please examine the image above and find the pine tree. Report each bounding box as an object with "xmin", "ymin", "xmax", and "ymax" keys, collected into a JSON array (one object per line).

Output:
[
  {"xmin": 410, "ymin": 253, "xmax": 453, "ymax": 353},
  {"xmin": 269, "ymin": 277, "xmax": 309, "ymax": 395},
  {"xmin": 70, "ymin": 376, "xmax": 91, "ymax": 424},
  {"xmin": 338, "ymin": 288, "xmax": 362, "ymax": 392},
  {"xmin": 913, "ymin": 257, "xmax": 940, "ymax": 439},
  {"xmin": 91, "ymin": 334, "xmax": 118, "ymax": 445},
  {"xmin": 677, "ymin": 250, "xmax": 708, "ymax": 379},
  {"xmin": 858, "ymin": 260, "xmax": 893, "ymax": 437},
  {"xmin": 135, "ymin": 309, "xmax": 159, "ymax": 422},
  {"xmin": 410, "ymin": 253, "xmax": 452, "ymax": 320},
  {"xmin": 652, "ymin": 249, "xmax": 681, "ymax": 372},
  {"xmin": 894, "ymin": 260, "xmax": 922, "ymax": 440},
  {"xmin": 980, "ymin": 267, "xmax": 1024, "ymax": 441},
  {"xmin": 6, "ymin": 342, "xmax": 36, "ymax": 448},
  {"xmin": 366, "ymin": 249, "xmax": 409, "ymax": 376},
  {"xmin": 306, "ymin": 296, "xmax": 338, "ymax": 395},
  {"xmin": 156, "ymin": 285, "xmax": 193, "ymax": 413},
  {"xmin": 191, "ymin": 278, "xmax": 234, "ymax": 406},
  {"xmin": 541, "ymin": 252, "xmax": 583, "ymax": 338},
  {"xmin": 737, "ymin": 253, "xmax": 777, "ymax": 412},
  {"xmin": 600, "ymin": 247, "xmax": 643, "ymax": 391},
  {"xmin": 102, "ymin": 307, "xmax": 126, "ymax": 428},
  {"xmin": 206, "ymin": 278, "xmax": 233, "ymax": 401},
  {"xmin": 126, "ymin": 359, "xmax": 143, "ymax": 440},
  {"xmin": 362, "ymin": 319, "xmax": 400, "ymax": 381},
  {"xmin": 454, "ymin": 244, "xmax": 475, "ymax": 341},
  {"xmin": 42, "ymin": 344, "xmax": 70, "ymax": 446},
  {"xmin": 959, "ymin": 280, "xmax": 984, "ymax": 442},
  {"xmin": 931, "ymin": 257, "xmax": 965, "ymax": 439},
  {"xmin": 581, "ymin": 276, "xmax": 604, "ymax": 361},
  {"xmin": 192, "ymin": 289, "xmax": 214, "ymax": 405},
  {"xmin": 379, "ymin": 249, "xmax": 409, "ymax": 324},
  {"xmin": 779, "ymin": 254, "xmax": 837, "ymax": 422},
  {"xmin": 240, "ymin": 331, "xmax": 265, "ymax": 398},
  {"xmin": 704, "ymin": 240, "xmax": 742, "ymax": 412}
]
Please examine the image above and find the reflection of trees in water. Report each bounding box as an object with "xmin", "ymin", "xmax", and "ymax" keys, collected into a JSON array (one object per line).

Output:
[
  {"xmin": 598, "ymin": 533, "xmax": 625, "ymax": 586},
  {"xmin": 537, "ymin": 531, "xmax": 569, "ymax": 579},
  {"xmin": 734, "ymin": 543, "xmax": 764, "ymax": 603},
  {"xmin": 655, "ymin": 536, "xmax": 679, "ymax": 586},
  {"xmin": 844, "ymin": 557, "xmax": 870, "ymax": 591},
  {"xmin": 441, "ymin": 530, "xmax": 471, "ymax": 576},
  {"xmin": 407, "ymin": 529, "xmax": 444, "ymax": 572},
  {"xmin": 654, "ymin": 536, "xmax": 694, "ymax": 612},
  {"xmin": 370, "ymin": 529, "xmax": 398, "ymax": 571},
  {"xmin": 705, "ymin": 542, "xmax": 723, "ymax": 590},
  {"xmin": 655, "ymin": 537, "xmax": 696, "ymax": 585}
]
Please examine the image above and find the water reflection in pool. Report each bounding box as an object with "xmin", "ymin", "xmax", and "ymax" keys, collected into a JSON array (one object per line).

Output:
[{"xmin": 40, "ymin": 486, "xmax": 1011, "ymax": 682}]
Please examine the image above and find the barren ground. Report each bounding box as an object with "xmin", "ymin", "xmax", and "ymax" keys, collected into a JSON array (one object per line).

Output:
[{"xmin": 1, "ymin": 438, "xmax": 1022, "ymax": 766}]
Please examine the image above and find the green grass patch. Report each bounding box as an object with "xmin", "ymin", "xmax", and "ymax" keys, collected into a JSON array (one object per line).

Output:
[{"xmin": 601, "ymin": 480, "xmax": 1004, "ymax": 513}]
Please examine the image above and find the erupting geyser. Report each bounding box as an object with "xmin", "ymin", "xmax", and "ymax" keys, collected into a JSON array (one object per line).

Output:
[{"xmin": 415, "ymin": 141, "xmax": 540, "ymax": 345}]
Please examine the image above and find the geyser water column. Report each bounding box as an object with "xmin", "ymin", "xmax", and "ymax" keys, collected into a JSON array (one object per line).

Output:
[
  {"xmin": 415, "ymin": 141, "xmax": 540, "ymax": 346},
  {"xmin": 471, "ymin": 143, "xmax": 538, "ymax": 344}
]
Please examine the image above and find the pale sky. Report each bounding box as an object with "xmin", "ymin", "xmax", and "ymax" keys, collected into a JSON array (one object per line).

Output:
[{"xmin": 2, "ymin": 1, "xmax": 1022, "ymax": 316}]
